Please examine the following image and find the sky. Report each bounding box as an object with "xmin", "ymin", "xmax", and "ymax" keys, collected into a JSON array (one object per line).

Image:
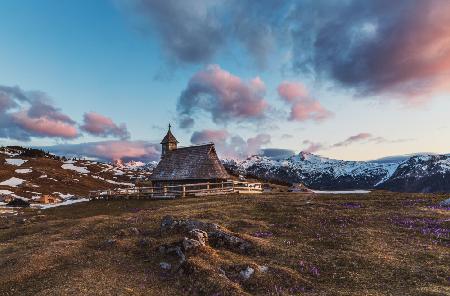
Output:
[{"xmin": 0, "ymin": 0, "xmax": 449, "ymax": 162}]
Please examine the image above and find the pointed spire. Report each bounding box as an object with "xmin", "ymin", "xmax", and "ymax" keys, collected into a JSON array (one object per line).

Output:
[{"xmin": 160, "ymin": 123, "xmax": 179, "ymax": 144}]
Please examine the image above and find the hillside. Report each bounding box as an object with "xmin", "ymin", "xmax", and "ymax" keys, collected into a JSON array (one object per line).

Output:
[
  {"xmin": 224, "ymin": 152, "xmax": 450, "ymax": 193},
  {"xmin": 0, "ymin": 192, "xmax": 448, "ymax": 295},
  {"xmin": 0, "ymin": 146, "xmax": 153, "ymax": 202}
]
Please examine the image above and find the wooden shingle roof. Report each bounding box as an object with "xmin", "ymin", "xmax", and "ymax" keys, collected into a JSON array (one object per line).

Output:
[
  {"xmin": 150, "ymin": 143, "xmax": 230, "ymax": 181},
  {"xmin": 160, "ymin": 129, "xmax": 179, "ymax": 144}
]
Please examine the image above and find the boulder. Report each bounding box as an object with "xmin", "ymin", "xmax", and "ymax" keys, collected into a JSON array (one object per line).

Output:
[
  {"xmin": 159, "ymin": 245, "xmax": 186, "ymax": 263},
  {"xmin": 209, "ymin": 231, "xmax": 252, "ymax": 252},
  {"xmin": 240, "ymin": 267, "xmax": 254, "ymax": 280},
  {"xmin": 182, "ymin": 237, "xmax": 204, "ymax": 251},
  {"xmin": 160, "ymin": 216, "xmax": 221, "ymax": 234},
  {"xmin": 440, "ymin": 198, "xmax": 450, "ymax": 206},
  {"xmin": 7, "ymin": 198, "xmax": 30, "ymax": 208},
  {"xmin": 188, "ymin": 229, "xmax": 208, "ymax": 245},
  {"xmin": 159, "ymin": 262, "xmax": 171, "ymax": 270}
]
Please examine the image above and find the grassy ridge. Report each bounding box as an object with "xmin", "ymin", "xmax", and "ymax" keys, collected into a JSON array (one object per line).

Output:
[{"xmin": 0, "ymin": 192, "xmax": 449, "ymax": 295}]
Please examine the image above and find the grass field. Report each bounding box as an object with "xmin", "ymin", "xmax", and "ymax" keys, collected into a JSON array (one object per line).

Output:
[{"xmin": 0, "ymin": 192, "xmax": 449, "ymax": 295}]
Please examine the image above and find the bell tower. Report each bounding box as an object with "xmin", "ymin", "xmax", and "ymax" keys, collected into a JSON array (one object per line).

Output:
[{"xmin": 160, "ymin": 123, "xmax": 179, "ymax": 159}]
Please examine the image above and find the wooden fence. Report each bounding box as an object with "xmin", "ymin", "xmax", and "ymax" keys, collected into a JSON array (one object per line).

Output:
[{"xmin": 89, "ymin": 180, "xmax": 263, "ymax": 200}]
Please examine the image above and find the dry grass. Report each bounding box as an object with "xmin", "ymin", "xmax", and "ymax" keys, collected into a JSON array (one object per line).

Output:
[
  {"xmin": 0, "ymin": 154, "xmax": 135, "ymax": 198},
  {"xmin": 0, "ymin": 191, "xmax": 449, "ymax": 295}
]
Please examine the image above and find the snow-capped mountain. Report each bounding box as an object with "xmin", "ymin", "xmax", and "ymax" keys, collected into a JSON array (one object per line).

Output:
[
  {"xmin": 376, "ymin": 154, "xmax": 450, "ymax": 193},
  {"xmin": 113, "ymin": 159, "xmax": 157, "ymax": 171},
  {"xmin": 223, "ymin": 152, "xmax": 450, "ymax": 193}
]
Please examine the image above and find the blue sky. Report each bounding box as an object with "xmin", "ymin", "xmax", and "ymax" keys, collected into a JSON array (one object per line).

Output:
[{"xmin": 0, "ymin": 0, "xmax": 449, "ymax": 161}]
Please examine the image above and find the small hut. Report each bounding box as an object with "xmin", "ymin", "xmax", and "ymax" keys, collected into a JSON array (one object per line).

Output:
[
  {"xmin": 37, "ymin": 195, "xmax": 61, "ymax": 204},
  {"xmin": 288, "ymin": 183, "xmax": 314, "ymax": 193},
  {"xmin": 150, "ymin": 125, "xmax": 230, "ymax": 188}
]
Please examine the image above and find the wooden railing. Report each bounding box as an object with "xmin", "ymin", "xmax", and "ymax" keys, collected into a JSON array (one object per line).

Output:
[{"xmin": 89, "ymin": 180, "xmax": 263, "ymax": 200}]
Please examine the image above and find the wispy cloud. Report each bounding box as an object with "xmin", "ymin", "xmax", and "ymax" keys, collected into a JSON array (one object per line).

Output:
[
  {"xmin": 303, "ymin": 132, "xmax": 413, "ymax": 153},
  {"xmin": 332, "ymin": 133, "xmax": 372, "ymax": 148}
]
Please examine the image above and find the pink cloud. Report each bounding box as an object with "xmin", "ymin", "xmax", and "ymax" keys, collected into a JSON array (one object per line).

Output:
[
  {"xmin": 190, "ymin": 129, "xmax": 271, "ymax": 159},
  {"xmin": 44, "ymin": 140, "xmax": 160, "ymax": 162},
  {"xmin": 178, "ymin": 64, "xmax": 268, "ymax": 125},
  {"xmin": 81, "ymin": 112, "xmax": 130, "ymax": 139},
  {"xmin": 190, "ymin": 129, "xmax": 229, "ymax": 144},
  {"xmin": 12, "ymin": 110, "xmax": 78, "ymax": 139},
  {"xmin": 277, "ymin": 81, "xmax": 333, "ymax": 122},
  {"xmin": 0, "ymin": 85, "xmax": 79, "ymax": 141},
  {"xmin": 302, "ymin": 140, "xmax": 325, "ymax": 153},
  {"xmin": 277, "ymin": 82, "xmax": 308, "ymax": 102},
  {"xmin": 91, "ymin": 141, "xmax": 158, "ymax": 161}
]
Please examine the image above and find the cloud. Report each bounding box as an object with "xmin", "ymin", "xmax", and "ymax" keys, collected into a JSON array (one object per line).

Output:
[
  {"xmin": 368, "ymin": 136, "xmax": 414, "ymax": 144},
  {"xmin": 302, "ymin": 140, "xmax": 326, "ymax": 153},
  {"xmin": 303, "ymin": 133, "xmax": 408, "ymax": 152},
  {"xmin": 0, "ymin": 85, "xmax": 79, "ymax": 141},
  {"xmin": 178, "ymin": 116, "xmax": 195, "ymax": 129},
  {"xmin": 178, "ymin": 65, "xmax": 268, "ymax": 126},
  {"xmin": 81, "ymin": 112, "xmax": 130, "ymax": 139},
  {"xmin": 127, "ymin": 0, "xmax": 225, "ymax": 64},
  {"xmin": 332, "ymin": 133, "xmax": 372, "ymax": 148},
  {"xmin": 277, "ymin": 81, "xmax": 333, "ymax": 122},
  {"xmin": 125, "ymin": 1, "xmax": 450, "ymax": 103},
  {"xmin": 42, "ymin": 140, "xmax": 160, "ymax": 162},
  {"xmin": 124, "ymin": 1, "xmax": 287, "ymax": 67},
  {"xmin": 191, "ymin": 129, "xmax": 229, "ymax": 145},
  {"xmin": 260, "ymin": 148, "xmax": 295, "ymax": 160},
  {"xmin": 190, "ymin": 129, "xmax": 271, "ymax": 159},
  {"xmin": 281, "ymin": 133, "xmax": 294, "ymax": 139},
  {"xmin": 290, "ymin": 0, "xmax": 450, "ymax": 103},
  {"xmin": 12, "ymin": 111, "xmax": 78, "ymax": 139}
]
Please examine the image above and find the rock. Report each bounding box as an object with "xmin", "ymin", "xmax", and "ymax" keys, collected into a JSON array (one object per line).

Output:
[
  {"xmin": 240, "ymin": 267, "xmax": 254, "ymax": 280},
  {"xmin": 160, "ymin": 245, "xmax": 186, "ymax": 263},
  {"xmin": 258, "ymin": 265, "xmax": 269, "ymax": 273},
  {"xmin": 182, "ymin": 237, "xmax": 203, "ymax": 251},
  {"xmin": 440, "ymin": 198, "xmax": 450, "ymax": 206},
  {"xmin": 160, "ymin": 215, "xmax": 175, "ymax": 232},
  {"xmin": 160, "ymin": 216, "xmax": 221, "ymax": 234},
  {"xmin": 159, "ymin": 262, "xmax": 171, "ymax": 270},
  {"xmin": 6, "ymin": 198, "xmax": 30, "ymax": 208},
  {"xmin": 188, "ymin": 229, "xmax": 208, "ymax": 245},
  {"xmin": 129, "ymin": 227, "xmax": 140, "ymax": 235},
  {"xmin": 209, "ymin": 231, "xmax": 252, "ymax": 252},
  {"xmin": 183, "ymin": 220, "xmax": 221, "ymax": 232}
]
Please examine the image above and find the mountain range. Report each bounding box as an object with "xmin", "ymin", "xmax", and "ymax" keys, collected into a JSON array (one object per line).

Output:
[{"xmin": 223, "ymin": 152, "xmax": 450, "ymax": 193}]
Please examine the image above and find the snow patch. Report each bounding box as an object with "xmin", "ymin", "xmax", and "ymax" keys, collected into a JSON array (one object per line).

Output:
[
  {"xmin": 15, "ymin": 168, "xmax": 32, "ymax": 174},
  {"xmin": 5, "ymin": 159, "xmax": 27, "ymax": 166},
  {"xmin": 0, "ymin": 177, "xmax": 25, "ymax": 187},
  {"xmin": 61, "ymin": 163, "xmax": 90, "ymax": 174},
  {"xmin": 31, "ymin": 198, "xmax": 89, "ymax": 209},
  {"xmin": 312, "ymin": 190, "xmax": 371, "ymax": 194},
  {"xmin": 53, "ymin": 192, "xmax": 74, "ymax": 199}
]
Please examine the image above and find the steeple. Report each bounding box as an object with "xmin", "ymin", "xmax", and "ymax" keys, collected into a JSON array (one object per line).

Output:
[{"xmin": 160, "ymin": 123, "xmax": 178, "ymax": 158}]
